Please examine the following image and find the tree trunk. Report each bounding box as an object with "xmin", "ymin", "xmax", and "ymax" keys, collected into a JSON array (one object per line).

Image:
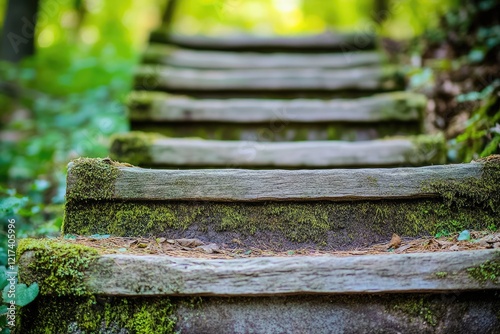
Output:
[{"xmin": 0, "ymin": 0, "xmax": 40, "ymax": 62}]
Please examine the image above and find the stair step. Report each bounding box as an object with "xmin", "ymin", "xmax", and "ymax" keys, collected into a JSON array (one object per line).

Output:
[
  {"xmin": 135, "ymin": 66, "xmax": 402, "ymax": 93},
  {"xmin": 143, "ymin": 44, "xmax": 383, "ymax": 69},
  {"xmin": 109, "ymin": 133, "xmax": 445, "ymax": 168},
  {"xmin": 149, "ymin": 31, "xmax": 377, "ymax": 52},
  {"xmin": 17, "ymin": 239, "xmax": 500, "ymax": 333},
  {"xmin": 62, "ymin": 157, "xmax": 498, "ymax": 249},
  {"xmin": 129, "ymin": 91, "xmax": 424, "ymax": 123},
  {"xmin": 129, "ymin": 91, "xmax": 424, "ymax": 141},
  {"xmin": 19, "ymin": 245, "xmax": 499, "ymax": 296},
  {"xmin": 67, "ymin": 160, "xmax": 482, "ymax": 202}
]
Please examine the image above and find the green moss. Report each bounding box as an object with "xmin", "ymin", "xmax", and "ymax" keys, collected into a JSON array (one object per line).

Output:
[
  {"xmin": 109, "ymin": 131, "xmax": 163, "ymax": 166},
  {"xmin": 16, "ymin": 296, "xmax": 199, "ymax": 334},
  {"xmin": 63, "ymin": 198, "xmax": 498, "ymax": 250},
  {"xmin": 66, "ymin": 157, "xmax": 120, "ymax": 202},
  {"xmin": 425, "ymin": 158, "xmax": 500, "ymax": 214},
  {"xmin": 392, "ymin": 296, "xmax": 442, "ymax": 327},
  {"xmin": 366, "ymin": 176, "xmax": 379, "ymax": 186},
  {"xmin": 467, "ymin": 256, "xmax": 500, "ymax": 284},
  {"xmin": 407, "ymin": 134, "xmax": 447, "ymax": 165},
  {"xmin": 17, "ymin": 239, "xmax": 99, "ymax": 297},
  {"xmin": 434, "ymin": 272, "xmax": 448, "ymax": 279}
]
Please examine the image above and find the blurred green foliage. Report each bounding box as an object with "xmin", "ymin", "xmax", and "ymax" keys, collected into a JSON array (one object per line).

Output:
[
  {"xmin": 0, "ymin": 0, "xmax": 163, "ymax": 265},
  {"xmin": 172, "ymin": 0, "xmax": 457, "ymax": 38},
  {"xmin": 406, "ymin": 0, "xmax": 500, "ymax": 162}
]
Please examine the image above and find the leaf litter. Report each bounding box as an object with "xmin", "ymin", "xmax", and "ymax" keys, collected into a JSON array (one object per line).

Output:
[{"xmin": 47, "ymin": 230, "xmax": 500, "ymax": 260}]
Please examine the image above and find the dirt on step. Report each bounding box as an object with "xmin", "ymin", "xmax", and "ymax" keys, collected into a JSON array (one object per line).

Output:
[{"xmin": 56, "ymin": 230, "xmax": 500, "ymax": 260}]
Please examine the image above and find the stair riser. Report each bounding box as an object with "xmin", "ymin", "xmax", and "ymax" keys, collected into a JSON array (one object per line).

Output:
[
  {"xmin": 130, "ymin": 122, "xmax": 422, "ymax": 142},
  {"xmin": 63, "ymin": 199, "xmax": 497, "ymax": 251},
  {"xmin": 17, "ymin": 293, "xmax": 500, "ymax": 334},
  {"xmin": 150, "ymin": 31, "xmax": 377, "ymax": 52}
]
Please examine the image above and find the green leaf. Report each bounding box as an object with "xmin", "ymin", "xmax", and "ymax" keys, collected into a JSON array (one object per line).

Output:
[
  {"xmin": 457, "ymin": 230, "xmax": 471, "ymax": 241},
  {"xmin": 481, "ymin": 135, "xmax": 500, "ymax": 157},
  {"xmin": 0, "ymin": 197, "xmax": 28, "ymax": 215},
  {"xmin": 89, "ymin": 234, "xmax": 110, "ymax": 240},
  {"xmin": 2, "ymin": 283, "xmax": 39, "ymax": 307}
]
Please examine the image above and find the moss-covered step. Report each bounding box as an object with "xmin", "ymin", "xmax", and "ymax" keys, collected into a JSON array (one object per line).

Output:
[
  {"xmin": 150, "ymin": 30, "xmax": 377, "ymax": 52},
  {"xmin": 143, "ymin": 43, "xmax": 383, "ymax": 69},
  {"xmin": 18, "ymin": 239, "xmax": 500, "ymax": 296},
  {"xmin": 16, "ymin": 239, "xmax": 500, "ymax": 333},
  {"xmin": 128, "ymin": 91, "xmax": 425, "ymax": 123},
  {"xmin": 109, "ymin": 133, "xmax": 445, "ymax": 168},
  {"xmin": 134, "ymin": 65, "xmax": 402, "ymax": 93},
  {"xmin": 128, "ymin": 91, "xmax": 424, "ymax": 141},
  {"xmin": 62, "ymin": 157, "xmax": 499, "ymax": 248}
]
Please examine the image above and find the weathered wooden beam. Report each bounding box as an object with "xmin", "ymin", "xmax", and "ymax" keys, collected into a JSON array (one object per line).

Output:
[
  {"xmin": 149, "ymin": 31, "xmax": 377, "ymax": 52},
  {"xmin": 19, "ymin": 249, "xmax": 499, "ymax": 296},
  {"xmin": 68, "ymin": 159, "xmax": 481, "ymax": 202},
  {"xmin": 109, "ymin": 134, "xmax": 445, "ymax": 168},
  {"xmin": 134, "ymin": 66, "xmax": 401, "ymax": 92},
  {"xmin": 143, "ymin": 44, "xmax": 384, "ymax": 69},
  {"xmin": 129, "ymin": 91, "xmax": 425, "ymax": 123}
]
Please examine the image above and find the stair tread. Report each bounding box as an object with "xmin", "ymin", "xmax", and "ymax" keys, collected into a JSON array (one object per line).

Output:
[
  {"xmin": 20, "ymin": 246, "xmax": 499, "ymax": 296},
  {"xmin": 150, "ymin": 31, "xmax": 376, "ymax": 52},
  {"xmin": 68, "ymin": 159, "xmax": 481, "ymax": 202},
  {"xmin": 129, "ymin": 91, "xmax": 425, "ymax": 123},
  {"xmin": 110, "ymin": 134, "xmax": 445, "ymax": 167},
  {"xmin": 143, "ymin": 44, "xmax": 383, "ymax": 69},
  {"xmin": 135, "ymin": 65, "xmax": 401, "ymax": 92}
]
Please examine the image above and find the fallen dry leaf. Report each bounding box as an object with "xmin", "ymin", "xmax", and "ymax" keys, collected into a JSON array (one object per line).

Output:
[
  {"xmin": 196, "ymin": 243, "xmax": 221, "ymax": 254},
  {"xmin": 176, "ymin": 238, "xmax": 204, "ymax": 248},
  {"xmin": 387, "ymin": 234, "xmax": 402, "ymax": 249}
]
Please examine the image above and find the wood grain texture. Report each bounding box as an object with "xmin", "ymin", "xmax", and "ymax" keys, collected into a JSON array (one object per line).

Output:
[
  {"xmin": 143, "ymin": 44, "xmax": 383, "ymax": 69},
  {"xmin": 134, "ymin": 66, "xmax": 400, "ymax": 92},
  {"xmin": 139, "ymin": 136, "xmax": 444, "ymax": 168},
  {"xmin": 149, "ymin": 31, "xmax": 376, "ymax": 51},
  {"xmin": 68, "ymin": 160, "xmax": 481, "ymax": 201},
  {"xmin": 20, "ymin": 249, "xmax": 492, "ymax": 296},
  {"xmin": 129, "ymin": 91, "xmax": 425, "ymax": 123}
]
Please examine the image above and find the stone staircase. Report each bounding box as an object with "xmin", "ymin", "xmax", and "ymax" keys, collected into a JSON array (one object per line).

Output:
[{"xmin": 16, "ymin": 25, "xmax": 500, "ymax": 334}]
